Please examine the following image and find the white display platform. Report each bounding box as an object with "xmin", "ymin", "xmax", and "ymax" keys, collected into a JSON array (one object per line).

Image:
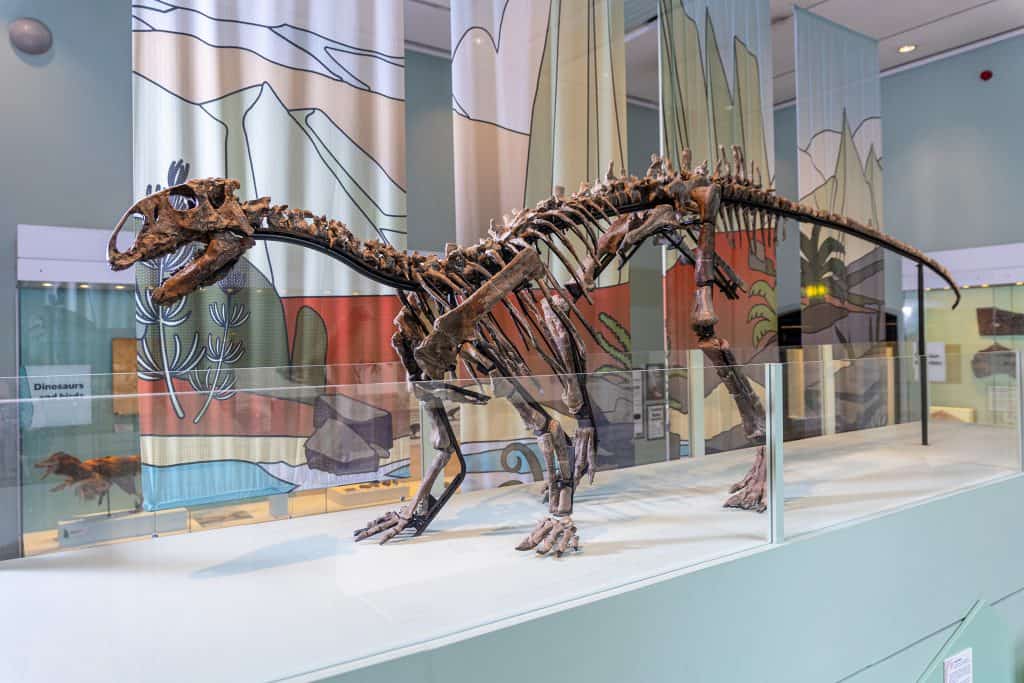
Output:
[{"xmin": 1, "ymin": 422, "xmax": 1016, "ymax": 682}]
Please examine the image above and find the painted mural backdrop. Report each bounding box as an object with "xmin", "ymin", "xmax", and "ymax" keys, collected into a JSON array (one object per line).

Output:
[
  {"xmin": 132, "ymin": 1, "xmax": 414, "ymax": 510},
  {"xmin": 449, "ymin": 0, "xmax": 635, "ymax": 489},
  {"xmin": 794, "ymin": 8, "xmax": 890, "ymax": 434},
  {"xmin": 795, "ymin": 8, "xmax": 885, "ymax": 347},
  {"xmin": 658, "ymin": 0, "xmax": 776, "ymax": 453}
]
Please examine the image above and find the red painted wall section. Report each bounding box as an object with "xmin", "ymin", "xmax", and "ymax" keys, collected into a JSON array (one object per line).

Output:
[{"xmin": 665, "ymin": 230, "xmax": 778, "ymax": 365}]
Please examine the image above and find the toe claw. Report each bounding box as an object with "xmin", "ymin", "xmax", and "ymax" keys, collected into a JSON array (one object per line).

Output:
[{"xmin": 518, "ymin": 516, "xmax": 580, "ymax": 558}]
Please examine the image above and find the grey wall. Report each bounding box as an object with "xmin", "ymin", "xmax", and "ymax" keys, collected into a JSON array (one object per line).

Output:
[
  {"xmin": 773, "ymin": 105, "xmax": 802, "ymax": 318},
  {"xmin": 883, "ymin": 35, "xmax": 1024, "ymax": 253},
  {"xmin": 405, "ymin": 51, "xmax": 456, "ymax": 253},
  {"xmin": 0, "ymin": 0, "xmax": 132, "ymax": 559},
  {"xmin": 625, "ymin": 103, "xmax": 665, "ymax": 362}
]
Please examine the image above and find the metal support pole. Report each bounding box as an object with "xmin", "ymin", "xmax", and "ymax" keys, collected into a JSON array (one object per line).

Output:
[
  {"xmin": 765, "ymin": 362, "xmax": 785, "ymax": 544},
  {"xmin": 820, "ymin": 345, "xmax": 836, "ymax": 436},
  {"xmin": 1016, "ymin": 350, "xmax": 1023, "ymax": 472},
  {"xmin": 917, "ymin": 262, "xmax": 928, "ymax": 446},
  {"xmin": 686, "ymin": 349, "xmax": 705, "ymax": 458}
]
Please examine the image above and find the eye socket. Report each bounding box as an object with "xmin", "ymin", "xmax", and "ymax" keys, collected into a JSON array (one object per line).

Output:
[
  {"xmin": 168, "ymin": 185, "xmax": 199, "ymax": 211},
  {"xmin": 208, "ymin": 183, "xmax": 226, "ymax": 209}
]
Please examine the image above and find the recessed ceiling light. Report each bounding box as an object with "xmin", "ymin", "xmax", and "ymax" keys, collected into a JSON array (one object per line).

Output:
[
  {"xmin": 114, "ymin": 284, "xmax": 126, "ymax": 290},
  {"xmin": 981, "ymin": 283, "xmax": 989, "ymax": 288},
  {"xmin": 78, "ymin": 284, "xmax": 90, "ymax": 289},
  {"xmin": 41, "ymin": 282, "xmax": 53, "ymax": 287},
  {"xmin": 898, "ymin": 44, "xmax": 917, "ymax": 54}
]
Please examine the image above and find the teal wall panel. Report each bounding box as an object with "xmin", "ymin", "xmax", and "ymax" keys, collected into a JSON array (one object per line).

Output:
[{"xmin": 918, "ymin": 601, "xmax": 1013, "ymax": 683}]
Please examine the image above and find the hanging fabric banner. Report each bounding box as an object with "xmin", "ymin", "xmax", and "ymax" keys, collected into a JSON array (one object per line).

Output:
[
  {"xmin": 449, "ymin": 0, "xmax": 635, "ymax": 487},
  {"xmin": 658, "ymin": 0, "xmax": 776, "ymax": 455},
  {"xmin": 795, "ymin": 7, "xmax": 884, "ymax": 347},
  {"xmin": 132, "ymin": 1, "xmax": 412, "ymax": 510}
]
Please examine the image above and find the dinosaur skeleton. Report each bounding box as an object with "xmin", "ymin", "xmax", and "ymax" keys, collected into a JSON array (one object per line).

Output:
[{"xmin": 108, "ymin": 146, "xmax": 958, "ymax": 556}]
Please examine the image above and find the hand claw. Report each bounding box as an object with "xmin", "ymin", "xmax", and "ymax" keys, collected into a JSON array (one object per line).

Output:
[{"xmin": 354, "ymin": 508, "xmax": 417, "ymax": 543}]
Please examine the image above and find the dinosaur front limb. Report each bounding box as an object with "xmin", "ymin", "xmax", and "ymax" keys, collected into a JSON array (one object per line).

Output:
[
  {"xmin": 354, "ymin": 391, "xmax": 467, "ymax": 543},
  {"xmin": 414, "ymin": 248, "xmax": 545, "ymax": 379}
]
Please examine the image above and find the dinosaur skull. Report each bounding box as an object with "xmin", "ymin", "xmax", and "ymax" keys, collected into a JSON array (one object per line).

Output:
[
  {"xmin": 108, "ymin": 178, "xmax": 257, "ymax": 305},
  {"xmin": 35, "ymin": 451, "xmax": 75, "ymax": 480}
]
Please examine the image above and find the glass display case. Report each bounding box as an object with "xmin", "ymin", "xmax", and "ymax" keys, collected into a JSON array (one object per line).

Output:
[{"xmin": 5, "ymin": 350, "xmax": 1019, "ymax": 677}]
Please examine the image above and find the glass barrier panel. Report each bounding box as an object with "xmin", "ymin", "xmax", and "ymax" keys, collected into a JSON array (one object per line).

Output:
[
  {"xmin": 694, "ymin": 358, "xmax": 770, "ymax": 521},
  {"xmin": 8, "ymin": 365, "xmax": 773, "ymax": 671},
  {"xmin": 782, "ymin": 352, "xmax": 1020, "ymax": 539}
]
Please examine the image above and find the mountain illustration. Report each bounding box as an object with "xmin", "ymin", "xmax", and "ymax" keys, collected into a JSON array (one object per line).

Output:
[
  {"xmin": 801, "ymin": 111, "xmax": 883, "ymax": 239},
  {"xmin": 800, "ymin": 110, "xmax": 885, "ymax": 345},
  {"xmin": 659, "ymin": 1, "xmax": 772, "ymax": 183}
]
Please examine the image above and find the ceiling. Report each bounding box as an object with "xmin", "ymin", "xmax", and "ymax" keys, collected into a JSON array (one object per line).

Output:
[{"xmin": 406, "ymin": 0, "xmax": 1024, "ymax": 105}]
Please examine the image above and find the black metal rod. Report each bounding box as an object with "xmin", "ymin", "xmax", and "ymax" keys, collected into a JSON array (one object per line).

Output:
[{"xmin": 917, "ymin": 262, "xmax": 928, "ymax": 446}]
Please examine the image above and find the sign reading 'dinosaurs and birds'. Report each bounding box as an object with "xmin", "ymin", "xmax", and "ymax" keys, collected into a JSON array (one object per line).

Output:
[{"xmin": 24, "ymin": 365, "xmax": 92, "ymax": 428}]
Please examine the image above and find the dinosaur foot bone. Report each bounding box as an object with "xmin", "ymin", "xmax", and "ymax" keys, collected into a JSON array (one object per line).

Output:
[
  {"xmin": 724, "ymin": 445, "xmax": 767, "ymax": 512},
  {"xmin": 354, "ymin": 506, "xmax": 427, "ymax": 544},
  {"xmin": 516, "ymin": 516, "xmax": 580, "ymax": 556}
]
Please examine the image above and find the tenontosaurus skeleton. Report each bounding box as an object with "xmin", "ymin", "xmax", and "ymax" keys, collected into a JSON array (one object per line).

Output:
[{"xmin": 109, "ymin": 146, "xmax": 958, "ymax": 556}]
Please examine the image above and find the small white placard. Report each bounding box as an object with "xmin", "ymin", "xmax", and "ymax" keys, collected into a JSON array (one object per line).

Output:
[
  {"xmin": 632, "ymin": 370, "xmax": 644, "ymax": 438},
  {"xmin": 646, "ymin": 405, "xmax": 666, "ymax": 440},
  {"xmin": 927, "ymin": 341, "xmax": 947, "ymax": 383},
  {"xmin": 943, "ymin": 647, "xmax": 972, "ymax": 683},
  {"xmin": 24, "ymin": 364, "xmax": 93, "ymax": 428}
]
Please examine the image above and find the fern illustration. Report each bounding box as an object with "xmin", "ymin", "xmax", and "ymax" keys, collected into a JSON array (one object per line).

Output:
[
  {"xmin": 135, "ymin": 159, "xmax": 203, "ymax": 419},
  {"xmin": 135, "ymin": 245, "xmax": 203, "ymax": 419},
  {"xmin": 188, "ymin": 294, "xmax": 249, "ymax": 424},
  {"xmin": 746, "ymin": 279, "xmax": 778, "ymax": 349},
  {"xmin": 594, "ymin": 312, "xmax": 631, "ymax": 373}
]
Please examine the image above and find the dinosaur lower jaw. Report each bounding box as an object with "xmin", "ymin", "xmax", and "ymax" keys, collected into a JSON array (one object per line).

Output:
[{"xmin": 150, "ymin": 230, "xmax": 255, "ymax": 305}]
